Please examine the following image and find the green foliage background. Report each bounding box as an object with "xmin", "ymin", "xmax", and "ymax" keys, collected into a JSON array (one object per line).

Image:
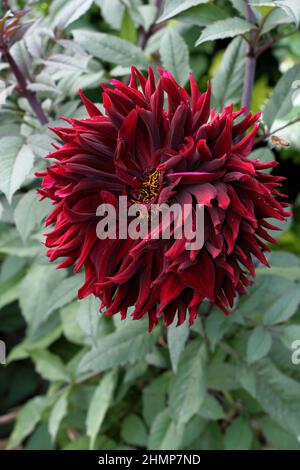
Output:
[{"xmin": 1, "ymin": 0, "xmax": 300, "ymax": 451}]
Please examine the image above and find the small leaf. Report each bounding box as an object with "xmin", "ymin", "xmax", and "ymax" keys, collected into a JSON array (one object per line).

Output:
[
  {"xmin": 169, "ymin": 340, "xmax": 207, "ymax": 426},
  {"xmin": 121, "ymin": 414, "xmax": 148, "ymax": 447},
  {"xmin": 31, "ymin": 350, "xmax": 71, "ymax": 383},
  {"xmin": 86, "ymin": 369, "xmax": 117, "ymax": 450},
  {"xmin": 0, "ymin": 137, "xmax": 34, "ymax": 203},
  {"xmin": 46, "ymin": 275, "xmax": 84, "ymax": 317},
  {"xmin": 212, "ymin": 37, "xmax": 247, "ymax": 109},
  {"xmin": 7, "ymin": 396, "xmax": 50, "ymax": 449},
  {"xmin": 148, "ymin": 409, "xmax": 184, "ymax": 450},
  {"xmin": 158, "ymin": 0, "xmax": 210, "ymax": 22},
  {"xmin": 160, "ymin": 28, "xmax": 190, "ymax": 86},
  {"xmin": 49, "ymin": 389, "xmax": 69, "ymax": 441},
  {"xmin": 72, "ymin": 30, "xmax": 147, "ymax": 68},
  {"xmin": 195, "ymin": 17, "xmax": 255, "ymax": 46},
  {"xmin": 247, "ymin": 326, "xmax": 272, "ymax": 363},
  {"xmin": 224, "ymin": 417, "xmax": 253, "ymax": 450},
  {"xmin": 78, "ymin": 319, "xmax": 157, "ymax": 374},
  {"xmin": 14, "ymin": 189, "xmax": 49, "ymax": 241},
  {"xmin": 167, "ymin": 318, "xmax": 189, "ymax": 372}
]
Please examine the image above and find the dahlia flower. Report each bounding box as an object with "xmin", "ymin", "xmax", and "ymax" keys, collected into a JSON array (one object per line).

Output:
[{"xmin": 37, "ymin": 67, "xmax": 290, "ymax": 330}]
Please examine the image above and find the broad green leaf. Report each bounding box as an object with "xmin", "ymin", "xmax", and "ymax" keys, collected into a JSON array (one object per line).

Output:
[
  {"xmin": 121, "ymin": 414, "xmax": 148, "ymax": 447},
  {"xmin": 169, "ymin": 341, "xmax": 207, "ymax": 426},
  {"xmin": 7, "ymin": 325, "xmax": 62, "ymax": 363},
  {"xmin": 167, "ymin": 318, "xmax": 189, "ymax": 373},
  {"xmin": 260, "ymin": 417, "xmax": 300, "ymax": 450},
  {"xmin": 280, "ymin": 324, "xmax": 300, "ymax": 351},
  {"xmin": 263, "ymin": 64, "xmax": 300, "ymax": 128},
  {"xmin": 0, "ymin": 136, "xmax": 34, "ymax": 203},
  {"xmin": 49, "ymin": 389, "xmax": 70, "ymax": 441},
  {"xmin": 31, "ymin": 350, "xmax": 71, "ymax": 383},
  {"xmin": 148, "ymin": 409, "xmax": 184, "ymax": 450},
  {"xmin": 229, "ymin": 0, "xmax": 248, "ymax": 17},
  {"xmin": 224, "ymin": 417, "xmax": 253, "ymax": 450},
  {"xmin": 207, "ymin": 361, "xmax": 239, "ymax": 391},
  {"xmin": 198, "ymin": 394, "xmax": 225, "ymax": 420},
  {"xmin": 195, "ymin": 18, "xmax": 255, "ymax": 46},
  {"xmin": 72, "ymin": 30, "xmax": 147, "ymax": 68},
  {"xmin": 95, "ymin": 0, "xmax": 125, "ymax": 30},
  {"xmin": 142, "ymin": 372, "xmax": 171, "ymax": 426},
  {"xmin": 160, "ymin": 28, "xmax": 190, "ymax": 86},
  {"xmin": 205, "ymin": 308, "xmax": 232, "ymax": 350},
  {"xmin": 238, "ymin": 275, "xmax": 300, "ymax": 325},
  {"xmin": 211, "ymin": 37, "xmax": 247, "ymax": 109},
  {"xmin": 60, "ymin": 302, "xmax": 86, "ymax": 346},
  {"xmin": 86, "ymin": 369, "xmax": 117, "ymax": 449},
  {"xmin": 14, "ymin": 189, "xmax": 49, "ymax": 241},
  {"xmin": 52, "ymin": 0, "xmax": 94, "ymax": 29},
  {"xmin": 158, "ymin": 0, "xmax": 209, "ymax": 22},
  {"xmin": 7, "ymin": 396, "xmax": 50, "ymax": 449},
  {"xmin": 247, "ymin": 326, "xmax": 272, "ymax": 363},
  {"xmin": 260, "ymin": 7, "xmax": 292, "ymax": 34},
  {"xmin": 18, "ymin": 264, "xmax": 65, "ymax": 333},
  {"xmin": 174, "ymin": 4, "xmax": 228, "ymax": 26},
  {"xmin": 76, "ymin": 296, "xmax": 100, "ymax": 347},
  {"xmin": 46, "ymin": 275, "xmax": 84, "ymax": 317},
  {"xmin": 242, "ymin": 359, "xmax": 300, "ymax": 438},
  {"xmin": 0, "ymin": 227, "xmax": 40, "ymax": 257},
  {"xmin": 250, "ymin": 1, "xmax": 300, "ymax": 26},
  {"xmin": 78, "ymin": 319, "xmax": 157, "ymax": 374}
]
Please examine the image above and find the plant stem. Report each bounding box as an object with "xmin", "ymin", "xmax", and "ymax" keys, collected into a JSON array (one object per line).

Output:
[
  {"xmin": 138, "ymin": 0, "xmax": 164, "ymax": 50},
  {"xmin": 242, "ymin": 1, "xmax": 257, "ymax": 110},
  {"xmin": 3, "ymin": 49, "xmax": 48, "ymax": 125}
]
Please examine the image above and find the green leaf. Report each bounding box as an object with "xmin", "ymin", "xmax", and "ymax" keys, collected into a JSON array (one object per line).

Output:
[
  {"xmin": 195, "ymin": 17, "xmax": 255, "ymax": 46},
  {"xmin": 120, "ymin": 9, "xmax": 137, "ymax": 44},
  {"xmin": 148, "ymin": 409, "xmax": 184, "ymax": 450},
  {"xmin": 95, "ymin": 0, "xmax": 125, "ymax": 30},
  {"xmin": 0, "ymin": 136, "xmax": 34, "ymax": 203},
  {"xmin": 169, "ymin": 340, "xmax": 207, "ymax": 426},
  {"xmin": 86, "ymin": 369, "xmax": 117, "ymax": 449},
  {"xmin": 18, "ymin": 264, "xmax": 65, "ymax": 334},
  {"xmin": 174, "ymin": 4, "xmax": 228, "ymax": 26},
  {"xmin": 158, "ymin": 0, "xmax": 209, "ymax": 22},
  {"xmin": 142, "ymin": 372, "xmax": 171, "ymax": 426},
  {"xmin": 247, "ymin": 326, "xmax": 272, "ymax": 363},
  {"xmin": 211, "ymin": 36, "xmax": 247, "ymax": 109},
  {"xmin": 72, "ymin": 30, "xmax": 148, "ymax": 68},
  {"xmin": 46, "ymin": 275, "xmax": 84, "ymax": 317},
  {"xmin": 198, "ymin": 394, "xmax": 225, "ymax": 420},
  {"xmin": 78, "ymin": 319, "xmax": 157, "ymax": 374},
  {"xmin": 207, "ymin": 361, "xmax": 239, "ymax": 391},
  {"xmin": 263, "ymin": 284, "xmax": 300, "ymax": 325},
  {"xmin": 224, "ymin": 417, "xmax": 253, "ymax": 450},
  {"xmin": 52, "ymin": 0, "xmax": 94, "ymax": 29},
  {"xmin": 7, "ymin": 325, "xmax": 62, "ymax": 363},
  {"xmin": 250, "ymin": 1, "xmax": 300, "ymax": 26},
  {"xmin": 7, "ymin": 396, "xmax": 50, "ymax": 449},
  {"xmin": 263, "ymin": 64, "xmax": 300, "ymax": 128},
  {"xmin": 260, "ymin": 417, "xmax": 300, "ymax": 450},
  {"xmin": 121, "ymin": 414, "xmax": 148, "ymax": 447},
  {"xmin": 49, "ymin": 389, "xmax": 70, "ymax": 441},
  {"xmin": 242, "ymin": 359, "xmax": 300, "ymax": 438},
  {"xmin": 14, "ymin": 189, "xmax": 49, "ymax": 241},
  {"xmin": 160, "ymin": 28, "xmax": 190, "ymax": 86},
  {"xmin": 76, "ymin": 296, "xmax": 100, "ymax": 347},
  {"xmin": 167, "ymin": 318, "xmax": 189, "ymax": 373},
  {"xmin": 31, "ymin": 350, "xmax": 71, "ymax": 383}
]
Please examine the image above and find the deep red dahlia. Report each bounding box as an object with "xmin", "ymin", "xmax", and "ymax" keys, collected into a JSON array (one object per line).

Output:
[{"xmin": 37, "ymin": 67, "xmax": 290, "ymax": 330}]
